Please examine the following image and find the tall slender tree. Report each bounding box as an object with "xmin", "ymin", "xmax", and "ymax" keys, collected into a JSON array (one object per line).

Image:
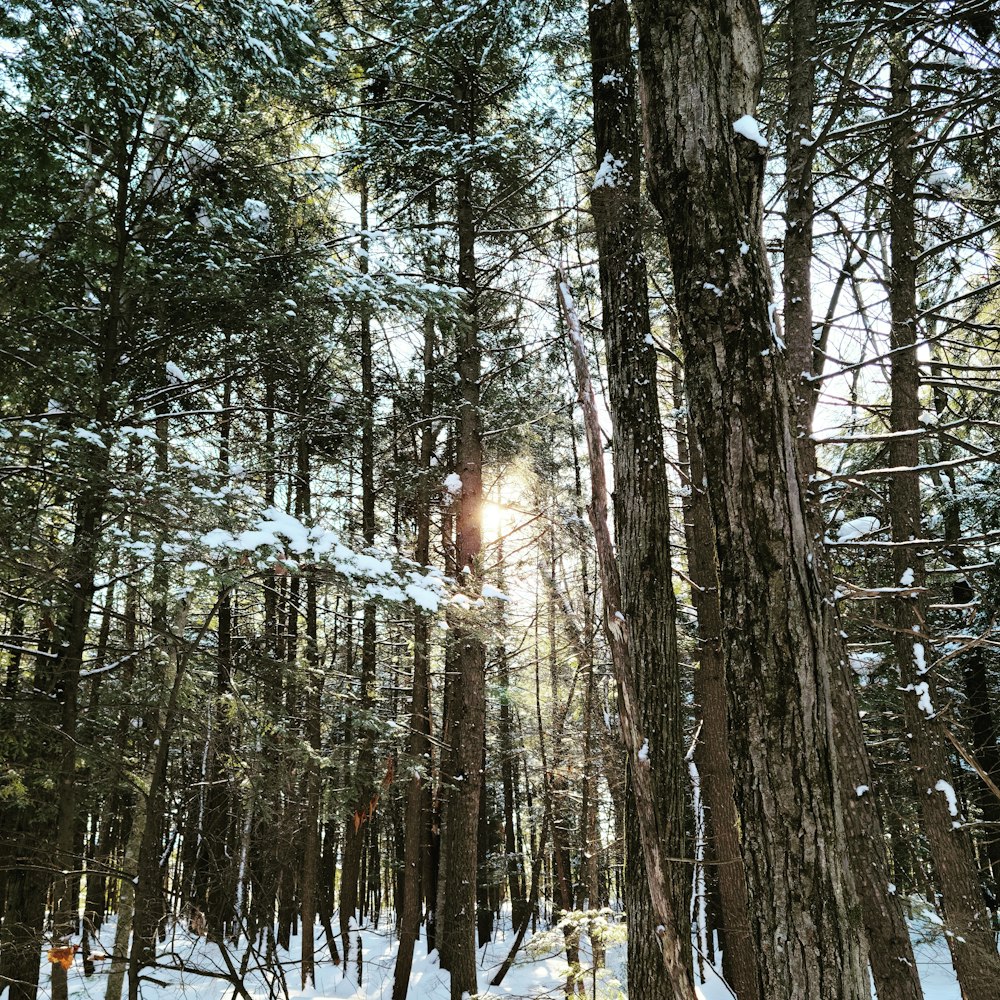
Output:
[{"xmin": 586, "ymin": 3, "xmax": 690, "ymax": 994}]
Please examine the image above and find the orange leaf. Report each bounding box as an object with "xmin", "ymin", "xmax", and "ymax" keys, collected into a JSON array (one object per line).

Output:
[{"xmin": 47, "ymin": 945, "xmax": 78, "ymax": 970}]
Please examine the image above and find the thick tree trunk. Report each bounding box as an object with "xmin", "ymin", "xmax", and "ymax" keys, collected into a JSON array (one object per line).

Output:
[
  {"xmin": 633, "ymin": 4, "xmax": 868, "ymax": 997},
  {"xmin": 886, "ymin": 39, "xmax": 1000, "ymax": 1000},
  {"xmin": 586, "ymin": 5, "xmax": 690, "ymax": 995}
]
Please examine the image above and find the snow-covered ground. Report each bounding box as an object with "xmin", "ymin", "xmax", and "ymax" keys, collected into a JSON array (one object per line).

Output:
[{"xmin": 38, "ymin": 909, "xmax": 963, "ymax": 1000}]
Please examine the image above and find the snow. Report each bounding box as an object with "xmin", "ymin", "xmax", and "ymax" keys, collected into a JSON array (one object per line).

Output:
[
  {"xmin": 74, "ymin": 427, "xmax": 106, "ymax": 448},
  {"xmin": 366, "ymin": 583, "xmax": 407, "ymax": 603},
  {"xmin": 243, "ymin": 198, "xmax": 271, "ymax": 230},
  {"xmin": 934, "ymin": 779, "xmax": 961, "ymax": 826},
  {"xmin": 197, "ymin": 512, "xmax": 447, "ymax": 614},
  {"xmin": 927, "ymin": 167, "xmax": 959, "ymax": 187},
  {"xmin": 181, "ymin": 137, "xmax": 221, "ymax": 171},
  {"xmin": 165, "ymin": 362, "xmax": 189, "ymax": 384},
  {"xmin": 732, "ymin": 114, "xmax": 768, "ymax": 148},
  {"xmin": 768, "ymin": 301, "xmax": 784, "ymax": 350},
  {"xmin": 856, "ymin": 785, "xmax": 870, "ymax": 797},
  {"xmin": 836, "ymin": 515, "xmax": 881, "ymax": 541},
  {"xmin": 482, "ymin": 584, "xmax": 511, "ymax": 601},
  {"xmin": 34, "ymin": 905, "xmax": 967, "ymax": 1000},
  {"xmin": 593, "ymin": 151, "xmax": 627, "ymax": 189},
  {"xmin": 904, "ymin": 681, "xmax": 934, "ymax": 718},
  {"xmin": 638, "ymin": 739, "xmax": 650, "ymax": 762},
  {"xmin": 899, "ymin": 567, "xmax": 915, "ymax": 586},
  {"xmin": 405, "ymin": 582, "xmax": 440, "ymax": 613},
  {"xmin": 914, "ymin": 642, "xmax": 927, "ymax": 675},
  {"xmin": 443, "ymin": 472, "xmax": 463, "ymax": 495}
]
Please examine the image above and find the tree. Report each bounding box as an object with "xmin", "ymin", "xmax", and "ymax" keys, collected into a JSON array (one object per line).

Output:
[
  {"xmin": 634, "ymin": 2, "xmax": 869, "ymax": 996},
  {"xmin": 586, "ymin": 2, "xmax": 691, "ymax": 994}
]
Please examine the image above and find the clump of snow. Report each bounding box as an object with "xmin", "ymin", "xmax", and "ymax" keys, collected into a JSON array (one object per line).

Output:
[
  {"xmin": 243, "ymin": 198, "xmax": 270, "ymax": 230},
  {"xmin": 181, "ymin": 136, "xmax": 221, "ymax": 172},
  {"xmin": 933, "ymin": 779, "xmax": 961, "ymax": 827},
  {"xmin": 482, "ymin": 584, "xmax": 511, "ymax": 601},
  {"xmin": 638, "ymin": 739, "xmax": 649, "ymax": 762},
  {"xmin": 443, "ymin": 472, "xmax": 463, "ymax": 496},
  {"xmin": 768, "ymin": 301, "xmax": 784, "ymax": 350},
  {"xmin": 732, "ymin": 114, "xmax": 768, "ymax": 148},
  {"xmin": 927, "ymin": 167, "xmax": 959, "ymax": 187},
  {"xmin": 914, "ymin": 642, "xmax": 927, "ymax": 675},
  {"xmin": 900, "ymin": 567, "xmax": 915, "ymax": 587},
  {"xmin": 405, "ymin": 582, "xmax": 440, "ymax": 613},
  {"xmin": 593, "ymin": 151, "xmax": 627, "ymax": 189},
  {"xmin": 74, "ymin": 427, "xmax": 106, "ymax": 448},
  {"xmin": 905, "ymin": 681, "xmax": 934, "ymax": 718},
  {"xmin": 836, "ymin": 515, "xmax": 881, "ymax": 541},
  {"xmin": 165, "ymin": 361, "xmax": 189, "ymax": 384},
  {"xmin": 856, "ymin": 785, "xmax": 870, "ymax": 797}
]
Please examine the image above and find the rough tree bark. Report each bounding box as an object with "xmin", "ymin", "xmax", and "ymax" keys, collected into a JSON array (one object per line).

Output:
[
  {"xmin": 586, "ymin": 5, "xmax": 690, "ymax": 995},
  {"xmin": 633, "ymin": 3, "xmax": 868, "ymax": 996}
]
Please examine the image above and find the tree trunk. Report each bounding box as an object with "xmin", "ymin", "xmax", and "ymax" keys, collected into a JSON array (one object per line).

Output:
[
  {"xmin": 437, "ymin": 80, "xmax": 488, "ymax": 995},
  {"xmin": 586, "ymin": 4, "xmax": 690, "ymax": 994},
  {"xmin": 633, "ymin": 4, "xmax": 868, "ymax": 996},
  {"xmin": 780, "ymin": 8, "xmax": 925, "ymax": 997},
  {"xmin": 674, "ymin": 370, "xmax": 759, "ymax": 1000},
  {"xmin": 392, "ymin": 307, "xmax": 437, "ymax": 1000},
  {"xmin": 340, "ymin": 180, "xmax": 378, "ymax": 963},
  {"xmin": 299, "ymin": 424, "xmax": 323, "ymax": 988},
  {"xmin": 886, "ymin": 38, "xmax": 1000, "ymax": 1000},
  {"xmin": 559, "ymin": 279, "xmax": 696, "ymax": 1000}
]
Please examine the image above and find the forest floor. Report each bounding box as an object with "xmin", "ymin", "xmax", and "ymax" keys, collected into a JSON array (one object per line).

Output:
[{"xmin": 44, "ymin": 908, "xmax": 962, "ymax": 1000}]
